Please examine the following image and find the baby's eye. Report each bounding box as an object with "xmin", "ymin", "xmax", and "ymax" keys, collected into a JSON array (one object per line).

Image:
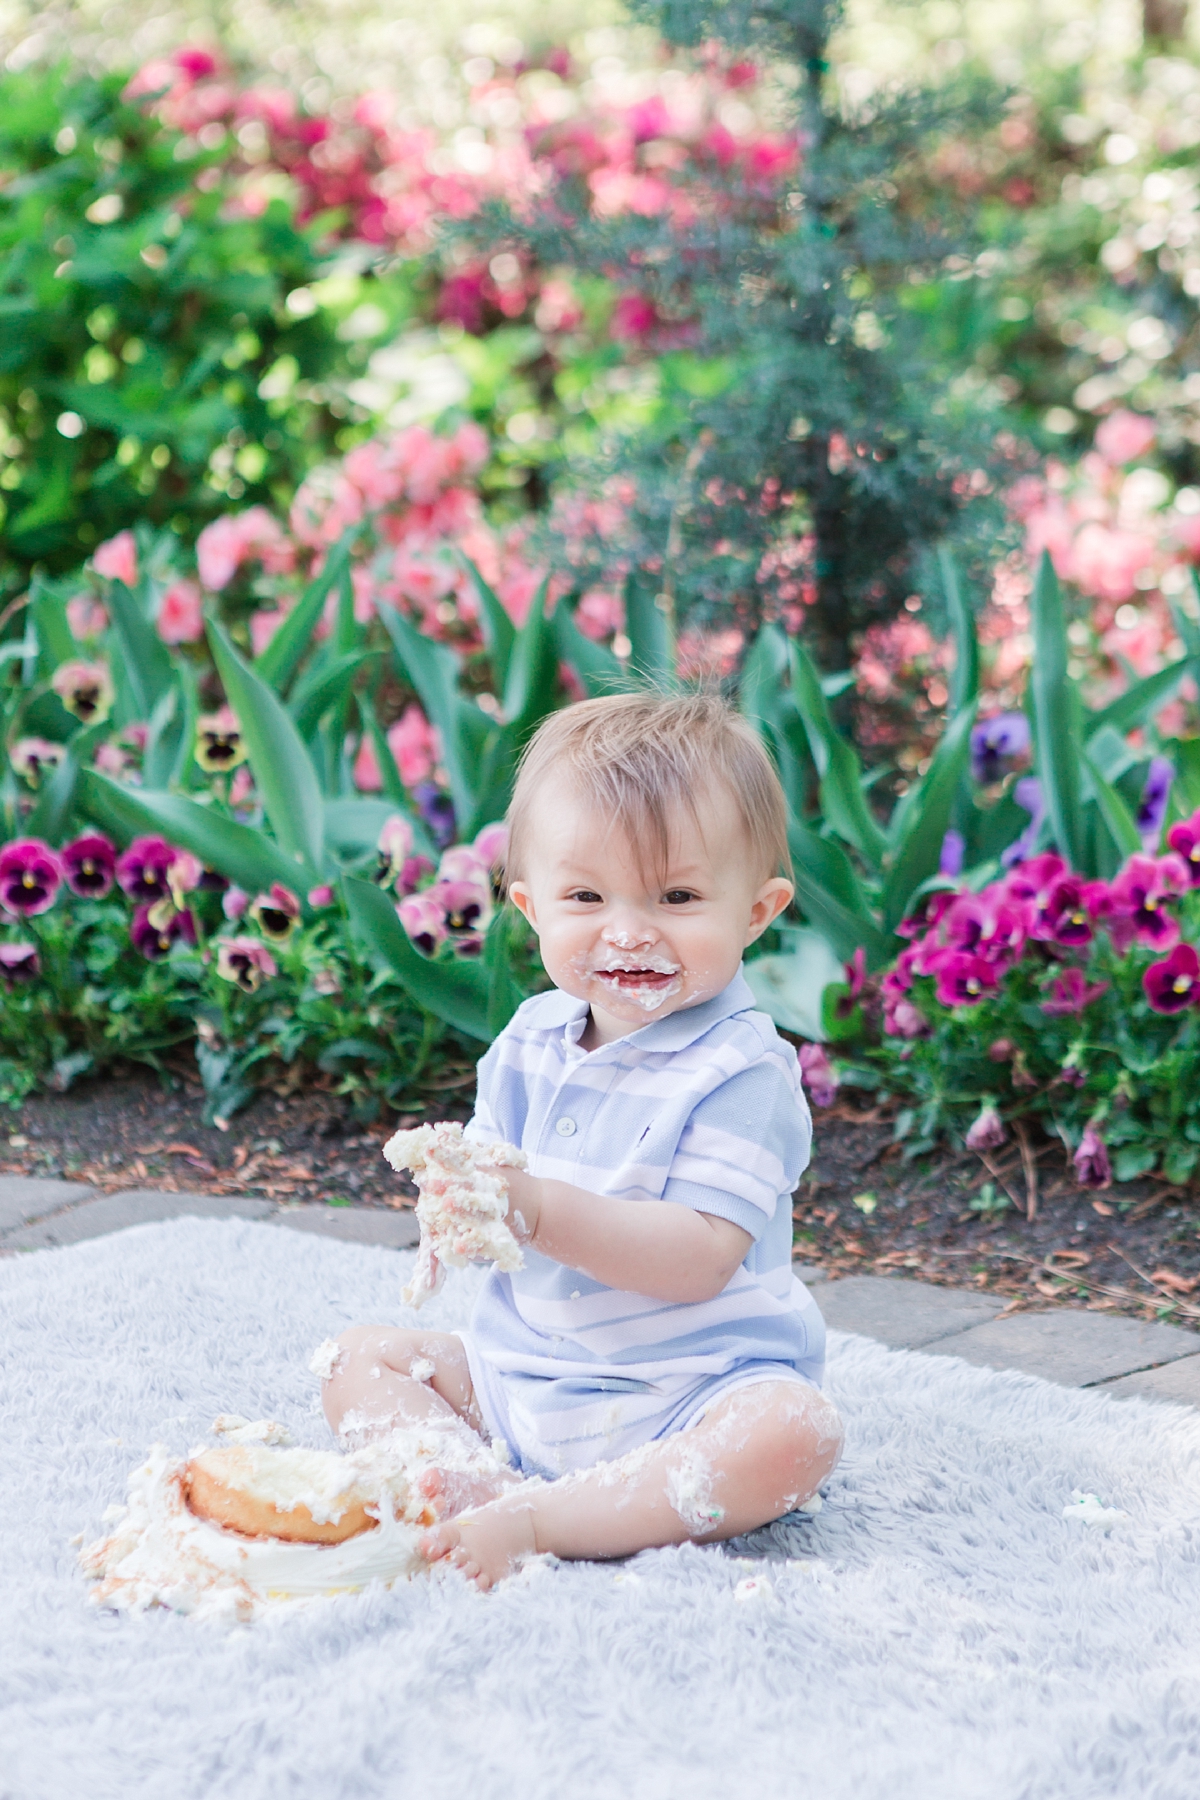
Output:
[
  {"xmin": 568, "ymin": 888, "xmax": 603, "ymax": 904},
  {"xmin": 663, "ymin": 889, "xmax": 698, "ymax": 906}
]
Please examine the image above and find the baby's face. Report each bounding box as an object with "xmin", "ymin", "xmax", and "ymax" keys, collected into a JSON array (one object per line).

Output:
[{"xmin": 507, "ymin": 777, "xmax": 793, "ymax": 1045}]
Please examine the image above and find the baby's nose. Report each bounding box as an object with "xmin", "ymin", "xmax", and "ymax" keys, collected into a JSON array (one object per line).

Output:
[{"xmin": 602, "ymin": 922, "xmax": 658, "ymax": 948}]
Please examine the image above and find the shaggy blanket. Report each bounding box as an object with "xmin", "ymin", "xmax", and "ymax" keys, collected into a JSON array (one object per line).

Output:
[{"xmin": 3, "ymin": 1217, "xmax": 1200, "ymax": 1800}]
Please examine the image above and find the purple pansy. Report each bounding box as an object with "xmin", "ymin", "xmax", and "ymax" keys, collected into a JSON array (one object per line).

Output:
[
  {"xmin": 61, "ymin": 833, "xmax": 117, "ymax": 899},
  {"xmin": 0, "ymin": 839, "xmax": 64, "ymax": 916},
  {"xmin": 1000, "ymin": 776, "xmax": 1046, "ymax": 870},
  {"xmin": 116, "ymin": 836, "xmax": 176, "ymax": 903},
  {"xmin": 130, "ymin": 902, "xmax": 196, "ymax": 960},
  {"xmin": 1136, "ymin": 756, "xmax": 1174, "ymax": 851},
  {"xmin": 971, "ymin": 712, "xmax": 1030, "ymax": 784},
  {"xmin": 0, "ymin": 942, "xmax": 40, "ymax": 982},
  {"xmin": 412, "ymin": 780, "xmax": 456, "ymax": 849},
  {"xmin": 1143, "ymin": 942, "xmax": 1200, "ymax": 1014}
]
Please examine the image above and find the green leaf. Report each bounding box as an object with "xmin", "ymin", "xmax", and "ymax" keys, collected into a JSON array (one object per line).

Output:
[
  {"xmin": 739, "ymin": 623, "xmax": 790, "ymax": 736},
  {"xmin": 343, "ymin": 874, "xmax": 490, "ymax": 1041},
  {"xmin": 787, "ymin": 821, "xmax": 893, "ymax": 967},
  {"xmin": 24, "ymin": 720, "xmax": 107, "ymax": 842},
  {"xmin": 881, "ymin": 701, "xmax": 977, "ymax": 933},
  {"xmin": 624, "ymin": 573, "xmax": 675, "ymax": 687},
  {"xmin": 1113, "ymin": 1144, "xmax": 1157, "ymax": 1184},
  {"xmin": 1029, "ymin": 552, "xmax": 1086, "ymax": 872},
  {"xmin": 1086, "ymin": 659, "xmax": 1187, "ymax": 741},
  {"xmin": 551, "ymin": 601, "xmax": 626, "ymax": 698},
  {"xmin": 323, "ymin": 797, "xmax": 408, "ymax": 862},
  {"xmin": 376, "ymin": 599, "xmax": 492, "ymax": 827},
  {"xmin": 939, "ymin": 546, "xmax": 978, "ymax": 714},
  {"xmin": 462, "ymin": 555, "xmax": 516, "ymax": 693},
  {"xmin": 207, "ymin": 617, "xmax": 323, "ymax": 876},
  {"xmin": 502, "ymin": 577, "xmax": 559, "ymax": 740},
  {"xmin": 788, "ymin": 639, "xmax": 888, "ymax": 871},
  {"xmin": 107, "ymin": 579, "xmax": 176, "ymax": 720},
  {"xmin": 30, "ymin": 577, "xmax": 74, "ymax": 676},
  {"xmin": 78, "ymin": 771, "xmax": 307, "ymax": 895},
  {"xmin": 289, "ymin": 652, "xmax": 372, "ymax": 739},
  {"xmin": 1082, "ymin": 748, "xmax": 1142, "ymax": 860},
  {"xmin": 254, "ymin": 534, "xmax": 354, "ymax": 694},
  {"xmin": 484, "ymin": 905, "xmax": 527, "ymax": 1038}
]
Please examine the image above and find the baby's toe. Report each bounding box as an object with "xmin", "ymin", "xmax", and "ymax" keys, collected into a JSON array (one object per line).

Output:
[{"xmin": 418, "ymin": 1523, "xmax": 458, "ymax": 1563}]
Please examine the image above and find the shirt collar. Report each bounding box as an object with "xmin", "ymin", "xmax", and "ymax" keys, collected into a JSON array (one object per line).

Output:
[{"xmin": 519, "ymin": 971, "xmax": 757, "ymax": 1055}]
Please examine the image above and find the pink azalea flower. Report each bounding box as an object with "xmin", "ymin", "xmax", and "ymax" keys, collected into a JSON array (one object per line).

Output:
[
  {"xmin": 196, "ymin": 507, "xmax": 292, "ymax": 591},
  {"xmin": 92, "ymin": 530, "xmax": 138, "ymax": 587},
  {"xmin": 387, "ymin": 705, "xmax": 438, "ymax": 786},
  {"xmin": 798, "ymin": 1042, "xmax": 838, "ymax": 1107},
  {"xmin": 353, "ymin": 735, "xmax": 383, "ymax": 793},
  {"xmin": 1041, "ymin": 969, "xmax": 1109, "ymax": 1016},
  {"xmin": 1094, "ymin": 409, "xmax": 1156, "ymax": 466},
  {"xmin": 66, "ymin": 594, "xmax": 109, "ymax": 640},
  {"xmin": 157, "ymin": 579, "xmax": 205, "ymax": 644}
]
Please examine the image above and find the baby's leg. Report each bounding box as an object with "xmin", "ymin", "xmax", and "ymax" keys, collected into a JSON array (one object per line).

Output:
[
  {"xmin": 420, "ymin": 1379, "xmax": 843, "ymax": 1589},
  {"xmin": 321, "ymin": 1326, "xmax": 518, "ymax": 1514}
]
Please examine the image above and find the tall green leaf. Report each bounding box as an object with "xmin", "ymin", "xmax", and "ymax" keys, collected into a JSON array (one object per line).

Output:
[
  {"xmin": 1028, "ymin": 552, "xmax": 1086, "ymax": 872},
  {"xmin": 376, "ymin": 600, "xmax": 491, "ymax": 827},
  {"xmin": 30, "ymin": 578, "xmax": 74, "ymax": 676},
  {"xmin": 880, "ymin": 701, "xmax": 977, "ymax": 933},
  {"xmin": 107, "ymin": 579, "xmax": 175, "ymax": 720},
  {"xmin": 624, "ymin": 573, "xmax": 675, "ymax": 686},
  {"xmin": 939, "ymin": 546, "xmax": 978, "ymax": 714},
  {"xmin": 787, "ymin": 822, "xmax": 893, "ymax": 968},
  {"xmin": 254, "ymin": 534, "xmax": 354, "ymax": 694},
  {"xmin": 1085, "ymin": 659, "xmax": 1188, "ymax": 741},
  {"xmin": 79, "ymin": 771, "xmax": 308, "ymax": 895},
  {"xmin": 289, "ymin": 652, "xmax": 373, "ymax": 739},
  {"xmin": 551, "ymin": 601, "xmax": 626, "ymax": 698},
  {"xmin": 501, "ymin": 577, "xmax": 558, "ymax": 739},
  {"xmin": 463, "ymin": 555, "xmax": 517, "ymax": 693},
  {"xmin": 343, "ymin": 874, "xmax": 490, "ymax": 1041},
  {"xmin": 788, "ymin": 639, "xmax": 889, "ymax": 871},
  {"xmin": 25, "ymin": 720, "xmax": 107, "ymax": 842},
  {"xmin": 1082, "ymin": 749, "xmax": 1142, "ymax": 860},
  {"xmin": 208, "ymin": 618, "xmax": 323, "ymax": 876},
  {"xmin": 484, "ymin": 904, "xmax": 527, "ymax": 1038}
]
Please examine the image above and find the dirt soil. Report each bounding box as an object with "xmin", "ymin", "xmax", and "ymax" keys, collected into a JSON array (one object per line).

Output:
[{"xmin": 5, "ymin": 1075, "xmax": 1199, "ymax": 1328}]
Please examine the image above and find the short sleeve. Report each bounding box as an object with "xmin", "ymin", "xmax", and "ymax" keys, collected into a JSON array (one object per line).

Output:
[
  {"xmin": 465, "ymin": 1025, "xmax": 530, "ymax": 1149},
  {"xmin": 660, "ymin": 1052, "xmax": 811, "ymax": 1240}
]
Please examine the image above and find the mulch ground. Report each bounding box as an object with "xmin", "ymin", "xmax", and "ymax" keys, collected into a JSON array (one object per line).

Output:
[{"xmin": 5, "ymin": 1074, "xmax": 1199, "ymax": 1329}]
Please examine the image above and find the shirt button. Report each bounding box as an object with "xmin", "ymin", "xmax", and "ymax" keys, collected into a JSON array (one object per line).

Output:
[{"xmin": 555, "ymin": 1117, "xmax": 577, "ymax": 1137}]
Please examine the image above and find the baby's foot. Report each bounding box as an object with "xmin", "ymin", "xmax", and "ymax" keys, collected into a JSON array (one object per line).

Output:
[
  {"xmin": 417, "ymin": 1461, "xmax": 520, "ymax": 1520},
  {"xmin": 419, "ymin": 1497, "xmax": 537, "ymax": 1590}
]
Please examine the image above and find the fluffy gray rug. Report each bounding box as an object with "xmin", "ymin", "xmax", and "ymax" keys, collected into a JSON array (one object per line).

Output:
[{"xmin": 4, "ymin": 1217, "xmax": 1200, "ymax": 1800}]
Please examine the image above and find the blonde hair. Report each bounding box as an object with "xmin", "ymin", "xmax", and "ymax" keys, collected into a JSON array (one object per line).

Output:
[{"xmin": 505, "ymin": 690, "xmax": 792, "ymax": 888}]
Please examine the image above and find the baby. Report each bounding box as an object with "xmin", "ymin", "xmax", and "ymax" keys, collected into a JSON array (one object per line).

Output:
[{"xmin": 322, "ymin": 690, "xmax": 843, "ymax": 1587}]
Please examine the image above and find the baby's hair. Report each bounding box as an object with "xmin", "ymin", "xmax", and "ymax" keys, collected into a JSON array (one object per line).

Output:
[{"xmin": 505, "ymin": 689, "xmax": 792, "ymax": 888}]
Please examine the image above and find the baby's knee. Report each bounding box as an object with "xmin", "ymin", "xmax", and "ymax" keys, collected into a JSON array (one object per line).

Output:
[{"xmin": 751, "ymin": 1385, "xmax": 844, "ymax": 1498}]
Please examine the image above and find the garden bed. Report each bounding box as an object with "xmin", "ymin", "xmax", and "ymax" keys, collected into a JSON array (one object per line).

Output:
[{"xmin": 5, "ymin": 1073, "xmax": 1198, "ymax": 1327}]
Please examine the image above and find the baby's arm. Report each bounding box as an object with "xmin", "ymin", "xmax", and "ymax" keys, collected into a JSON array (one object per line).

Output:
[{"xmin": 503, "ymin": 1168, "xmax": 751, "ymax": 1303}]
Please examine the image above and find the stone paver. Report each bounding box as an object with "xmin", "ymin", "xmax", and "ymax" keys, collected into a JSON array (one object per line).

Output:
[
  {"xmin": 1096, "ymin": 1354, "xmax": 1200, "ymax": 1407},
  {"xmin": 273, "ymin": 1204, "xmax": 420, "ymax": 1249},
  {"xmin": 1, "ymin": 1188, "xmax": 275, "ymax": 1250},
  {"xmin": 926, "ymin": 1309, "xmax": 1200, "ymax": 1387},
  {"xmin": 807, "ymin": 1275, "xmax": 1006, "ymax": 1349},
  {"xmin": 0, "ymin": 1175, "xmax": 96, "ymax": 1234}
]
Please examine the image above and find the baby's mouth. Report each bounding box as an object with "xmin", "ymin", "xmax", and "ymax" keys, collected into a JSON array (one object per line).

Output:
[{"xmin": 591, "ymin": 960, "xmax": 682, "ymax": 1002}]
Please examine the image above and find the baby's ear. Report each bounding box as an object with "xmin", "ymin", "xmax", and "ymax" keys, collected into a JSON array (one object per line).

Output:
[
  {"xmin": 746, "ymin": 877, "xmax": 794, "ymax": 941},
  {"xmin": 507, "ymin": 881, "xmax": 538, "ymax": 930}
]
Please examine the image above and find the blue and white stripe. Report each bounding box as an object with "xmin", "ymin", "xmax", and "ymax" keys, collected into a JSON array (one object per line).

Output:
[{"xmin": 459, "ymin": 972, "xmax": 826, "ymax": 1477}]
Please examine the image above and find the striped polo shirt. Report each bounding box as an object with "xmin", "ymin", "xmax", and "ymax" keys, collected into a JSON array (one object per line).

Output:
[{"xmin": 461, "ymin": 972, "xmax": 825, "ymax": 1476}]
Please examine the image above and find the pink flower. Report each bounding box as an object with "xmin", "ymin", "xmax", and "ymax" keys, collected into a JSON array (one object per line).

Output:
[
  {"xmin": 0, "ymin": 942, "xmax": 39, "ymax": 983},
  {"xmin": 965, "ymin": 1103, "xmax": 1005, "ymax": 1152},
  {"xmin": 929, "ymin": 950, "xmax": 1000, "ymax": 1008},
  {"xmin": 1095, "ymin": 410, "xmax": 1156, "ymax": 467},
  {"xmin": 248, "ymin": 883, "xmax": 301, "ymax": 942},
  {"xmin": 92, "ymin": 530, "xmax": 138, "ymax": 587},
  {"xmin": 250, "ymin": 606, "xmax": 291, "ymax": 657},
  {"xmin": 377, "ymin": 814, "xmax": 414, "ymax": 873},
  {"xmin": 11, "ymin": 739, "xmax": 65, "ymax": 785},
  {"xmin": 353, "ymin": 735, "xmax": 383, "ymax": 793},
  {"xmin": 1073, "ymin": 1124, "xmax": 1112, "ymax": 1189},
  {"xmin": 66, "ymin": 594, "xmax": 108, "ymax": 640},
  {"xmin": 1070, "ymin": 523, "xmax": 1155, "ymax": 605},
  {"xmin": 223, "ymin": 886, "xmax": 249, "ymax": 921},
  {"xmin": 61, "ymin": 833, "xmax": 116, "ymax": 898},
  {"xmin": 1143, "ymin": 942, "xmax": 1200, "ymax": 1014},
  {"xmin": 216, "ymin": 935, "xmax": 278, "ymax": 993},
  {"xmin": 196, "ymin": 507, "xmax": 293, "ymax": 590},
  {"xmin": 1167, "ymin": 810, "xmax": 1200, "ymax": 885},
  {"xmin": 474, "ymin": 822, "xmax": 508, "ymax": 868},
  {"xmin": 1091, "ymin": 853, "xmax": 1188, "ymax": 953},
  {"xmin": 51, "ymin": 660, "xmax": 113, "ymax": 724},
  {"xmin": 398, "ymin": 891, "xmax": 448, "ymax": 956},
  {"xmin": 438, "ymin": 844, "xmax": 490, "ymax": 885},
  {"xmin": 0, "ymin": 840, "xmax": 63, "ymax": 916},
  {"xmin": 157, "ymin": 579, "xmax": 205, "ymax": 644},
  {"xmin": 433, "ymin": 877, "xmax": 491, "ymax": 935},
  {"xmin": 798, "ymin": 1042, "xmax": 838, "ymax": 1107},
  {"xmin": 610, "ymin": 293, "xmax": 659, "ymax": 341},
  {"xmin": 387, "ymin": 705, "xmax": 438, "ymax": 787},
  {"xmin": 884, "ymin": 996, "xmax": 929, "ymax": 1039},
  {"xmin": 1027, "ymin": 874, "xmax": 1094, "ymax": 948},
  {"xmin": 937, "ymin": 893, "xmax": 1028, "ymax": 969},
  {"xmin": 116, "ymin": 836, "xmax": 176, "ymax": 903},
  {"xmin": 1041, "ymin": 969, "xmax": 1109, "ymax": 1016},
  {"xmin": 307, "ymin": 884, "xmax": 335, "ymax": 909}
]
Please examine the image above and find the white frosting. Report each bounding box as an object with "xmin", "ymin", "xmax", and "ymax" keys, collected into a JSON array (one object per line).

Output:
[
  {"xmin": 665, "ymin": 1445, "xmax": 725, "ymax": 1532},
  {"xmin": 381, "ymin": 1122, "xmax": 526, "ymax": 1310},
  {"xmin": 82, "ymin": 1421, "xmax": 513, "ymax": 1621},
  {"xmin": 212, "ymin": 1416, "xmax": 293, "ymax": 1447},
  {"xmin": 409, "ymin": 1358, "xmax": 436, "ymax": 1383},
  {"xmin": 1062, "ymin": 1489, "xmax": 1126, "ymax": 1530},
  {"xmin": 308, "ymin": 1339, "xmax": 343, "ymax": 1381}
]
